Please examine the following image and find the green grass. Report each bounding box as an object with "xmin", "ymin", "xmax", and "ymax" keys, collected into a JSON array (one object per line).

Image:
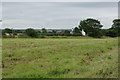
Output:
[{"xmin": 2, "ymin": 38, "xmax": 118, "ymax": 78}]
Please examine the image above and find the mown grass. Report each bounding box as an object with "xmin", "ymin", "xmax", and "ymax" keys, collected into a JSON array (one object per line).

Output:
[{"xmin": 2, "ymin": 38, "xmax": 118, "ymax": 78}]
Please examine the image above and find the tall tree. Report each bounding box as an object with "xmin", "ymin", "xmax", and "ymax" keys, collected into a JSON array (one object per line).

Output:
[
  {"xmin": 111, "ymin": 19, "xmax": 120, "ymax": 36},
  {"xmin": 79, "ymin": 18, "xmax": 103, "ymax": 37}
]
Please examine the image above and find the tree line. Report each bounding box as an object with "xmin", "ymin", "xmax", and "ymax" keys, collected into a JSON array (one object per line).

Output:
[{"xmin": 2, "ymin": 18, "xmax": 120, "ymax": 38}]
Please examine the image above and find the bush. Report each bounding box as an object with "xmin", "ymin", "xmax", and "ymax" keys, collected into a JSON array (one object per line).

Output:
[
  {"xmin": 39, "ymin": 35, "xmax": 45, "ymax": 38},
  {"xmin": 25, "ymin": 28, "xmax": 38, "ymax": 38},
  {"xmin": 18, "ymin": 34, "xmax": 30, "ymax": 38}
]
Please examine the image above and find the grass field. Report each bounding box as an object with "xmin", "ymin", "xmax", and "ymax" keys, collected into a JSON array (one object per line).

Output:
[{"xmin": 2, "ymin": 38, "xmax": 118, "ymax": 78}]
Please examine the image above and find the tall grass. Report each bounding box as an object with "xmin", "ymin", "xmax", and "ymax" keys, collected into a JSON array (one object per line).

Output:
[{"xmin": 2, "ymin": 38, "xmax": 118, "ymax": 78}]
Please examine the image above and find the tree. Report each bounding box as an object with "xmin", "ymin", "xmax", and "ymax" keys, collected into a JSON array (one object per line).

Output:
[
  {"xmin": 25, "ymin": 28, "xmax": 38, "ymax": 38},
  {"xmin": 41, "ymin": 28, "xmax": 47, "ymax": 33},
  {"xmin": 3, "ymin": 28, "xmax": 12, "ymax": 34},
  {"xmin": 73, "ymin": 27, "xmax": 82, "ymax": 36},
  {"xmin": 100, "ymin": 29, "xmax": 108, "ymax": 36},
  {"xmin": 111, "ymin": 19, "xmax": 120, "ymax": 36},
  {"xmin": 52, "ymin": 30, "xmax": 56, "ymax": 34},
  {"xmin": 64, "ymin": 30, "xmax": 70, "ymax": 36},
  {"xmin": 79, "ymin": 18, "xmax": 103, "ymax": 37},
  {"xmin": 105, "ymin": 28, "xmax": 117, "ymax": 37},
  {"xmin": 64, "ymin": 30, "xmax": 70, "ymax": 34}
]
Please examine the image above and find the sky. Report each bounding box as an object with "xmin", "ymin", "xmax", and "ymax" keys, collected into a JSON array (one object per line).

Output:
[
  {"xmin": 1, "ymin": 2, "xmax": 118, "ymax": 29},
  {"xmin": 1, "ymin": 0, "xmax": 119, "ymax": 2}
]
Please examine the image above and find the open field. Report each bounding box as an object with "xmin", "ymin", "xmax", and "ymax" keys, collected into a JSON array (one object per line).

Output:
[{"xmin": 2, "ymin": 38, "xmax": 118, "ymax": 78}]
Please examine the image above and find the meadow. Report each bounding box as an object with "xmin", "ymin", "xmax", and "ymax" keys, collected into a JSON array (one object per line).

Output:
[{"xmin": 2, "ymin": 38, "xmax": 118, "ymax": 78}]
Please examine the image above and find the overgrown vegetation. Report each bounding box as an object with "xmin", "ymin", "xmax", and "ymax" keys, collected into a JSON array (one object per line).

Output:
[{"xmin": 2, "ymin": 38, "xmax": 118, "ymax": 78}]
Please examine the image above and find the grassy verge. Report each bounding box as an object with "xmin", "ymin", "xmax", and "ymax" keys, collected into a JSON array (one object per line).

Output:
[{"xmin": 2, "ymin": 38, "xmax": 118, "ymax": 78}]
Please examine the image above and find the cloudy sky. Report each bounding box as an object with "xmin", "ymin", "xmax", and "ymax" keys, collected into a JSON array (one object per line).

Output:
[
  {"xmin": 1, "ymin": 0, "xmax": 119, "ymax": 2},
  {"xmin": 1, "ymin": 2, "xmax": 118, "ymax": 29}
]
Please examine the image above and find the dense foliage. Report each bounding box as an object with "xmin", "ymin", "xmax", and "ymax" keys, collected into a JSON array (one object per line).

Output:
[
  {"xmin": 25, "ymin": 28, "xmax": 38, "ymax": 38},
  {"xmin": 79, "ymin": 18, "xmax": 103, "ymax": 38}
]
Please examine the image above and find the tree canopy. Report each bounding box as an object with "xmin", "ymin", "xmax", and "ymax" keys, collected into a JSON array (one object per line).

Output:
[
  {"xmin": 72, "ymin": 27, "xmax": 82, "ymax": 36},
  {"xmin": 3, "ymin": 28, "xmax": 12, "ymax": 34},
  {"xmin": 25, "ymin": 28, "xmax": 38, "ymax": 38},
  {"xmin": 79, "ymin": 18, "xmax": 103, "ymax": 37},
  {"xmin": 111, "ymin": 19, "xmax": 120, "ymax": 36},
  {"xmin": 41, "ymin": 28, "xmax": 47, "ymax": 33}
]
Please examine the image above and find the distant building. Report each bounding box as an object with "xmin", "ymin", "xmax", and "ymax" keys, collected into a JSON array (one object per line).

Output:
[
  {"xmin": 47, "ymin": 29, "xmax": 53, "ymax": 33},
  {"xmin": 5, "ymin": 33, "xmax": 11, "ymax": 36},
  {"xmin": 4, "ymin": 33, "xmax": 21, "ymax": 36},
  {"xmin": 56, "ymin": 31, "xmax": 64, "ymax": 34},
  {"xmin": 16, "ymin": 33, "xmax": 22, "ymax": 35},
  {"xmin": 70, "ymin": 31, "xmax": 73, "ymax": 34},
  {"xmin": 70, "ymin": 28, "xmax": 74, "ymax": 34},
  {"xmin": 82, "ymin": 29, "xmax": 86, "ymax": 36}
]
